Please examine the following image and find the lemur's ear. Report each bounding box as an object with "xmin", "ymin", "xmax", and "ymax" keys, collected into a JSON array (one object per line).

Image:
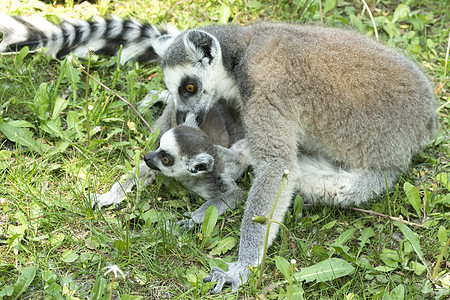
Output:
[
  {"xmin": 152, "ymin": 35, "xmax": 176, "ymax": 60},
  {"xmin": 188, "ymin": 153, "xmax": 214, "ymax": 174},
  {"xmin": 184, "ymin": 30, "xmax": 221, "ymax": 65}
]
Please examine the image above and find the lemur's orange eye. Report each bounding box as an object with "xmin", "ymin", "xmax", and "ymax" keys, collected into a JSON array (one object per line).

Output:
[
  {"xmin": 162, "ymin": 156, "xmax": 170, "ymax": 165},
  {"xmin": 186, "ymin": 84, "xmax": 195, "ymax": 93}
]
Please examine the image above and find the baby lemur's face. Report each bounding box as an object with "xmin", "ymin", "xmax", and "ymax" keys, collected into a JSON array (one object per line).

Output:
[{"xmin": 144, "ymin": 126, "xmax": 216, "ymax": 178}]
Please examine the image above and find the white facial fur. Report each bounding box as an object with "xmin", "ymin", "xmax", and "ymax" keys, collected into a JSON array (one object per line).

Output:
[
  {"xmin": 157, "ymin": 129, "xmax": 188, "ymax": 177},
  {"xmin": 163, "ymin": 31, "xmax": 241, "ymax": 126},
  {"xmin": 157, "ymin": 129, "xmax": 214, "ymax": 178}
]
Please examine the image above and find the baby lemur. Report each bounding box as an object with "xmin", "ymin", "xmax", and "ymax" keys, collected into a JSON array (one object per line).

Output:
[
  {"xmin": 0, "ymin": 15, "xmax": 436, "ymax": 293},
  {"xmin": 91, "ymin": 92, "xmax": 249, "ymax": 230},
  {"xmin": 144, "ymin": 125, "xmax": 249, "ymax": 228}
]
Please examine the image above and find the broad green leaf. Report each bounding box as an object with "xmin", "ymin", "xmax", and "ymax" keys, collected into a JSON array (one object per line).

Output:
[
  {"xmin": 79, "ymin": 252, "xmax": 101, "ymax": 263},
  {"xmin": 380, "ymin": 249, "xmax": 400, "ymax": 268},
  {"xmin": 7, "ymin": 224, "xmax": 27, "ymax": 237},
  {"xmin": 90, "ymin": 276, "xmax": 106, "ymax": 300},
  {"xmin": 0, "ymin": 120, "xmax": 42, "ymax": 153},
  {"xmin": 375, "ymin": 265, "xmax": 396, "ymax": 272},
  {"xmin": 7, "ymin": 120, "xmax": 34, "ymax": 128},
  {"xmin": 357, "ymin": 227, "xmax": 375, "ymax": 257},
  {"xmin": 121, "ymin": 295, "xmax": 144, "ymax": 300},
  {"xmin": 392, "ymin": 4, "xmax": 410, "ymax": 23},
  {"xmin": 247, "ymin": 0, "xmax": 261, "ymax": 9},
  {"xmin": 312, "ymin": 245, "xmax": 329, "ymax": 260},
  {"xmin": 142, "ymin": 209, "xmax": 160, "ymax": 224},
  {"xmin": 334, "ymin": 228, "xmax": 358, "ymax": 245},
  {"xmin": 323, "ymin": 0, "xmax": 336, "ymax": 14},
  {"xmin": 209, "ymin": 258, "xmax": 228, "ymax": 272},
  {"xmin": 201, "ymin": 205, "xmax": 218, "ymax": 246},
  {"xmin": 34, "ymin": 83, "xmax": 50, "ymax": 119},
  {"xmin": 210, "ymin": 236, "xmax": 237, "ymax": 256},
  {"xmin": 17, "ymin": 46, "xmax": 29, "ymax": 64},
  {"xmin": 186, "ymin": 272, "xmax": 198, "ymax": 286},
  {"xmin": 359, "ymin": 227, "xmax": 375, "ymax": 245},
  {"xmin": 52, "ymin": 97, "xmax": 68, "ymax": 121},
  {"xmin": 61, "ymin": 250, "xmax": 79, "ymax": 263},
  {"xmin": 331, "ymin": 245, "xmax": 355, "ymax": 262},
  {"xmin": 12, "ymin": 266, "xmax": 36, "ymax": 299},
  {"xmin": 0, "ymin": 150, "xmax": 11, "ymax": 160},
  {"xmin": 274, "ymin": 256, "xmax": 291, "ymax": 281},
  {"xmin": 42, "ymin": 270, "xmax": 57, "ymax": 283},
  {"xmin": 63, "ymin": 56, "xmax": 81, "ymax": 85},
  {"xmin": 410, "ymin": 261, "xmax": 427, "ymax": 276},
  {"xmin": 390, "ymin": 284, "xmax": 405, "ymax": 300},
  {"xmin": 294, "ymin": 258, "xmax": 355, "ymax": 283},
  {"xmin": 66, "ymin": 111, "xmax": 79, "ymax": 129},
  {"xmin": 349, "ymin": 14, "xmax": 364, "ymax": 32},
  {"xmin": 50, "ymin": 233, "xmax": 65, "ymax": 248},
  {"xmin": 286, "ymin": 284, "xmax": 305, "ymax": 300},
  {"xmin": 395, "ymin": 222, "xmax": 427, "ymax": 270},
  {"xmin": 328, "ymin": 228, "xmax": 357, "ymax": 256},
  {"xmin": 320, "ymin": 220, "xmax": 336, "ymax": 231},
  {"xmin": 41, "ymin": 120, "xmax": 64, "ymax": 138},
  {"xmin": 14, "ymin": 211, "xmax": 28, "ymax": 225},
  {"xmin": 293, "ymin": 195, "xmax": 304, "ymax": 219},
  {"xmin": 437, "ymin": 226, "xmax": 448, "ymax": 245},
  {"xmin": 0, "ymin": 285, "xmax": 14, "ymax": 297},
  {"xmin": 410, "ymin": 14, "xmax": 427, "ymax": 31},
  {"xmin": 383, "ymin": 22, "xmax": 400, "ymax": 39},
  {"xmin": 403, "ymin": 182, "xmax": 422, "ymax": 217},
  {"xmin": 218, "ymin": 4, "xmax": 231, "ymax": 24},
  {"xmin": 437, "ymin": 173, "xmax": 449, "ymax": 190}
]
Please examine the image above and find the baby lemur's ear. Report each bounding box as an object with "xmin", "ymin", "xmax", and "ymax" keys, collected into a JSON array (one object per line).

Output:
[
  {"xmin": 183, "ymin": 30, "xmax": 221, "ymax": 65},
  {"xmin": 188, "ymin": 153, "xmax": 215, "ymax": 174}
]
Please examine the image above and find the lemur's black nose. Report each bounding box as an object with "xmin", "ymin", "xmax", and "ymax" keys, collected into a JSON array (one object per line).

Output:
[
  {"xmin": 144, "ymin": 152, "xmax": 160, "ymax": 171},
  {"xmin": 176, "ymin": 110, "xmax": 188, "ymax": 125}
]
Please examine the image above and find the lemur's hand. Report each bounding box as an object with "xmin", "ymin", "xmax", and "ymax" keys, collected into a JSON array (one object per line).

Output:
[
  {"xmin": 176, "ymin": 217, "xmax": 195, "ymax": 231},
  {"xmin": 91, "ymin": 163, "xmax": 154, "ymax": 210},
  {"xmin": 203, "ymin": 261, "xmax": 250, "ymax": 293},
  {"xmin": 90, "ymin": 191, "xmax": 123, "ymax": 210}
]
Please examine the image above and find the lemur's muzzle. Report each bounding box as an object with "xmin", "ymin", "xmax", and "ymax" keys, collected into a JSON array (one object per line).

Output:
[
  {"xmin": 176, "ymin": 110, "xmax": 206, "ymax": 127},
  {"xmin": 144, "ymin": 152, "xmax": 160, "ymax": 171}
]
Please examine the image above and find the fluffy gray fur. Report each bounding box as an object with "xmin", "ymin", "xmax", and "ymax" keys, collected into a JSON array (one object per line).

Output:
[
  {"xmin": 159, "ymin": 23, "xmax": 436, "ymax": 293},
  {"xmin": 1, "ymin": 16, "xmax": 436, "ymax": 294}
]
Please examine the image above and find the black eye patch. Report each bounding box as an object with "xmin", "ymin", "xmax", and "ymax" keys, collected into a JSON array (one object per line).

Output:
[
  {"xmin": 159, "ymin": 151, "xmax": 174, "ymax": 166},
  {"xmin": 178, "ymin": 76, "xmax": 202, "ymax": 99}
]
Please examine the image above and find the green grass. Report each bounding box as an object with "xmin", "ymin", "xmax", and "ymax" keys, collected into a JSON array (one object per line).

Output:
[{"xmin": 0, "ymin": 0, "xmax": 449, "ymax": 299}]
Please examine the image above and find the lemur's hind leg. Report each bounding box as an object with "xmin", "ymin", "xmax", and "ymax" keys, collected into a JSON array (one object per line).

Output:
[{"xmin": 295, "ymin": 153, "xmax": 399, "ymax": 207}]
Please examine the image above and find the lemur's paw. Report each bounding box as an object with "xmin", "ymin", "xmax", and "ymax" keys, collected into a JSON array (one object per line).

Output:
[
  {"xmin": 203, "ymin": 262, "xmax": 249, "ymax": 294},
  {"xmin": 176, "ymin": 218, "xmax": 195, "ymax": 231},
  {"xmin": 89, "ymin": 192, "xmax": 122, "ymax": 210}
]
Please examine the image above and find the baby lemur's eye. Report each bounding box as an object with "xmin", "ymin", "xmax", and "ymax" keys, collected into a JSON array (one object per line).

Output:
[
  {"xmin": 162, "ymin": 156, "xmax": 171, "ymax": 165},
  {"xmin": 160, "ymin": 152, "xmax": 174, "ymax": 166},
  {"xmin": 185, "ymin": 84, "xmax": 196, "ymax": 93}
]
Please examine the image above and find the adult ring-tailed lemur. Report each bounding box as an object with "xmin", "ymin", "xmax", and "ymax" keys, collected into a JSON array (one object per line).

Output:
[{"xmin": 0, "ymin": 15, "xmax": 436, "ymax": 293}]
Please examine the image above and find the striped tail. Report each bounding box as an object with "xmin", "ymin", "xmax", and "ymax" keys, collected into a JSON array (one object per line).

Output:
[{"xmin": 0, "ymin": 14, "xmax": 179, "ymax": 63}]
